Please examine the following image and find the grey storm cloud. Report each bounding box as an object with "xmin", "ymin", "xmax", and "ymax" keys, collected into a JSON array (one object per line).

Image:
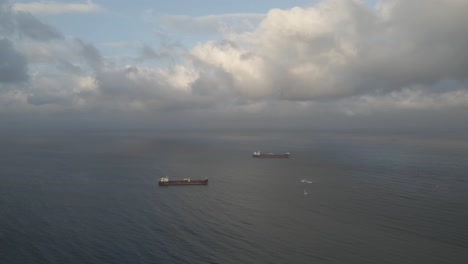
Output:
[
  {"xmin": 0, "ymin": 0, "xmax": 15, "ymax": 36},
  {"xmin": 15, "ymin": 11, "xmax": 62, "ymax": 41},
  {"xmin": 0, "ymin": 0, "xmax": 63, "ymax": 85},
  {"xmin": 74, "ymin": 38, "xmax": 103, "ymax": 70},
  {"xmin": 1, "ymin": 1, "xmax": 62, "ymax": 41},
  {"xmin": 0, "ymin": 38, "xmax": 28, "ymax": 83},
  {"xmin": 27, "ymin": 91, "xmax": 71, "ymax": 106}
]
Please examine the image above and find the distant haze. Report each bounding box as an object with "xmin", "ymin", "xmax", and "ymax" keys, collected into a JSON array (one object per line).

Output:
[{"xmin": 1, "ymin": 0, "xmax": 468, "ymax": 133}]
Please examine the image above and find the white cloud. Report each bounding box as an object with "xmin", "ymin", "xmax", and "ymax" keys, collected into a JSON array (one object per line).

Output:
[
  {"xmin": 187, "ymin": 0, "xmax": 377, "ymax": 100},
  {"xmin": 13, "ymin": 0, "xmax": 103, "ymax": 15},
  {"xmin": 190, "ymin": 40, "xmax": 270, "ymax": 99},
  {"xmin": 186, "ymin": 0, "xmax": 468, "ymax": 101}
]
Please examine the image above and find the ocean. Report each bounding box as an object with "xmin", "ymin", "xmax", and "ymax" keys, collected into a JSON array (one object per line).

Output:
[{"xmin": 1, "ymin": 131, "xmax": 467, "ymax": 263}]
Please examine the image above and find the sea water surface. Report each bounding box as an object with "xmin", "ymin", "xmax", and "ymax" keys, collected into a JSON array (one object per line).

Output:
[{"xmin": 1, "ymin": 131, "xmax": 467, "ymax": 263}]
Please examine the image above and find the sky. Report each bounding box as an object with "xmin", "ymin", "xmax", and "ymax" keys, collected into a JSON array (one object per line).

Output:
[{"xmin": 1, "ymin": 0, "xmax": 468, "ymax": 133}]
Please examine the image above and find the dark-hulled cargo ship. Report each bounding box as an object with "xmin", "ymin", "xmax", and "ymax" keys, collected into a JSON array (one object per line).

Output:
[
  {"xmin": 252, "ymin": 151, "xmax": 290, "ymax": 158},
  {"xmin": 158, "ymin": 177, "xmax": 208, "ymax": 186}
]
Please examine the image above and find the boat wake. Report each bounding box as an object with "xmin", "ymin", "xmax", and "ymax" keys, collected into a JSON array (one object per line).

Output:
[{"xmin": 301, "ymin": 179, "xmax": 313, "ymax": 184}]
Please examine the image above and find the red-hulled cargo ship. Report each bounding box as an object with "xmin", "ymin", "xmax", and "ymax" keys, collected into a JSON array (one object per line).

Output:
[
  {"xmin": 158, "ymin": 177, "xmax": 208, "ymax": 186},
  {"xmin": 252, "ymin": 151, "xmax": 290, "ymax": 158}
]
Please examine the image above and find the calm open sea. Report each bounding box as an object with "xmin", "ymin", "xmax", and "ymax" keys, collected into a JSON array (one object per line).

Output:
[{"xmin": 1, "ymin": 131, "xmax": 467, "ymax": 263}]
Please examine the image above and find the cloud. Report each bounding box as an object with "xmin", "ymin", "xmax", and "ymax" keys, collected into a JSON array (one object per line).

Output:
[
  {"xmin": 0, "ymin": 0, "xmax": 15, "ymax": 36},
  {"xmin": 2, "ymin": 0, "xmax": 468, "ymax": 132},
  {"xmin": 136, "ymin": 43, "xmax": 182, "ymax": 63},
  {"xmin": 100, "ymin": 41, "xmax": 133, "ymax": 49},
  {"xmin": 15, "ymin": 11, "xmax": 62, "ymax": 41},
  {"xmin": 186, "ymin": 1, "xmax": 377, "ymax": 101},
  {"xmin": 74, "ymin": 38, "xmax": 102, "ymax": 70},
  {"xmin": 343, "ymin": 84, "xmax": 468, "ymax": 116},
  {"xmin": 1, "ymin": 2, "xmax": 63, "ymax": 41},
  {"xmin": 0, "ymin": 38, "xmax": 28, "ymax": 83},
  {"xmin": 13, "ymin": 0, "xmax": 102, "ymax": 15},
  {"xmin": 184, "ymin": 0, "xmax": 468, "ymax": 103},
  {"xmin": 26, "ymin": 73, "xmax": 97, "ymax": 107},
  {"xmin": 93, "ymin": 64, "xmax": 203, "ymax": 112},
  {"xmin": 157, "ymin": 13, "xmax": 265, "ymax": 35}
]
